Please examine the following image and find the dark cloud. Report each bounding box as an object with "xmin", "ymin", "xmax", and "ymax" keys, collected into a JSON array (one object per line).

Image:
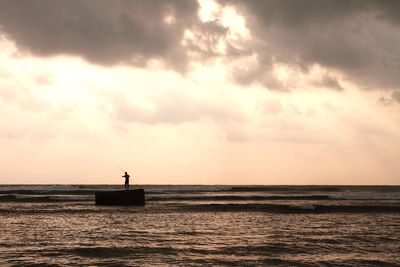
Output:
[
  {"xmin": 1, "ymin": 0, "xmax": 400, "ymax": 92},
  {"xmin": 314, "ymin": 75, "xmax": 343, "ymax": 91},
  {"xmin": 392, "ymin": 91, "xmax": 400, "ymax": 103},
  {"xmin": 379, "ymin": 91, "xmax": 400, "ymax": 105},
  {"xmin": 377, "ymin": 96, "xmax": 391, "ymax": 106},
  {"xmin": 229, "ymin": 54, "xmax": 286, "ymax": 90},
  {"xmin": 0, "ymin": 0, "xmax": 215, "ymax": 71},
  {"xmin": 220, "ymin": 0, "xmax": 400, "ymax": 90}
]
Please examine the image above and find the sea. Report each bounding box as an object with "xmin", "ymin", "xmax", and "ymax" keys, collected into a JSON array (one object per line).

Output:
[{"xmin": 0, "ymin": 185, "xmax": 399, "ymax": 266}]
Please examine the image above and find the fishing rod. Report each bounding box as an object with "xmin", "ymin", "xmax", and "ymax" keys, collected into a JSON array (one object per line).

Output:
[
  {"xmin": 113, "ymin": 164, "xmax": 133, "ymax": 174},
  {"xmin": 113, "ymin": 164, "xmax": 125, "ymax": 172}
]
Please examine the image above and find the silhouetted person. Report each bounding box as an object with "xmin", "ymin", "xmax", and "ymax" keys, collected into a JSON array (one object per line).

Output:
[{"xmin": 122, "ymin": 172, "xmax": 130, "ymax": 190}]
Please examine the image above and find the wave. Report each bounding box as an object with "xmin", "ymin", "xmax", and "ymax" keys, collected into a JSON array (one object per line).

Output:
[
  {"xmin": 42, "ymin": 246, "xmax": 400, "ymax": 266},
  {"xmin": 0, "ymin": 185, "xmax": 233, "ymax": 194},
  {"xmin": 145, "ymin": 185, "xmax": 344, "ymax": 194},
  {"xmin": 0, "ymin": 194, "xmax": 93, "ymax": 202},
  {"xmin": 0, "ymin": 184, "xmax": 88, "ymax": 192},
  {"xmin": 1, "ymin": 184, "xmax": 399, "ymax": 194},
  {"xmin": 229, "ymin": 186, "xmax": 344, "ymax": 192},
  {"xmin": 1, "ymin": 185, "xmax": 399, "ymax": 205},
  {"xmin": 1, "ymin": 201, "xmax": 399, "ymax": 214},
  {"xmin": 149, "ymin": 194, "xmax": 400, "ymax": 201},
  {"xmin": 180, "ymin": 203, "xmax": 400, "ymax": 213},
  {"xmin": 0, "ymin": 185, "xmax": 98, "ymax": 196},
  {"xmin": 1, "ymin": 193, "xmax": 400, "ymax": 203},
  {"xmin": 145, "ymin": 186, "xmax": 232, "ymax": 193},
  {"xmin": 147, "ymin": 194, "xmax": 333, "ymax": 201},
  {"xmin": 330, "ymin": 194, "xmax": 400, "ymax": 200}
]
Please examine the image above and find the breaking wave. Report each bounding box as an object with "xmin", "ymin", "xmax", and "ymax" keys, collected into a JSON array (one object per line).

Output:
[{"xmin": 180, "ymin": 203, "xmax": 400, "ymax": 213}]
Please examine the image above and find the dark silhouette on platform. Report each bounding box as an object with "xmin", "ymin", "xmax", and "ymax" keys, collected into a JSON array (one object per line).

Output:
[
  {"xmin": 122, "ymin": 172, "xmax": 130, "ymax": 190},
  {"xmin": 94, "ymin": 170, "xmax": 144, "ymax": 205},
  {"xmin": 95, "ymin": 189, "xmax": 145, "ymax": 206}
]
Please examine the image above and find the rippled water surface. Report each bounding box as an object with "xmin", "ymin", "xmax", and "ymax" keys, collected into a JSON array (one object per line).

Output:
[{"xmin": 0, "ymin": 185, "xmax": 399, "ymax": 266}]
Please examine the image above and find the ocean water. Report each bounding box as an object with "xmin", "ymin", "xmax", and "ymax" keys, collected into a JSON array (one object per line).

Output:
[{"xmin": 0, "ymin": 185, "xmax": 399, "ymax": 266}]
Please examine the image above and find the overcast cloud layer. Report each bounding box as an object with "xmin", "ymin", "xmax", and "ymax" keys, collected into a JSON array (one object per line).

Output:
[
  {"xmin": 0, "ymin": 0, "xmax": 210, "ymax": 71},
  {"xmin": 0, "ymin": 0, "xmax": 400, "ymax": 94},
  {"xmin": 222, "ymin": 0, "xmax": 400, "ymax": 91}
]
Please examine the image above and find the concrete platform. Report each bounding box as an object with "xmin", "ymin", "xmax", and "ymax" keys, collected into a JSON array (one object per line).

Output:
[{"xmin": 95, "ymin": 189, "xmax": 145, "ymax": 206}]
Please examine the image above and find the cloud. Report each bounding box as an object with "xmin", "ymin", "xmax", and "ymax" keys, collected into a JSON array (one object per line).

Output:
[
  {"xmin": 0, "ymin": 79, "xmax": 48, "ymax": 112},
  {"xmin": 392, "ymin": 91, "xmax": 400, "ymax": 103},
  {"xmin": 1, "ymin": 0, "xmax": 400, "ymax": 93},
  {"xmin": 0, "ymin": 0, "xmax": 222, "ymax": 71},
  {"xmin": 219, "ymin": 0, "xmax": 400, "ymax": 91},
  {"xmin": 313, "ymin": 74, "xmax": 343, "ymax": 91},
  {"xmin": 110, "ymin": 90, "xmax": 245, "ymax": 125},
  {"xmin": 377, "ymin": 96, "xmax": 391, "ymax": 106},
  {"xmin": 377, "ymin": 90, "xmax": 400, "ymax": 105}
]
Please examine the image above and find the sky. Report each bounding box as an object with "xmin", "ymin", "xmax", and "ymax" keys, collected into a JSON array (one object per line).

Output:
[{"xmin": 0, "ymin": 0, "xmax": 399, "ymax": 185}]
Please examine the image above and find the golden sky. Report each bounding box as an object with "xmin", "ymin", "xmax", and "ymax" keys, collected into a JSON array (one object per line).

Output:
[{"xmin": 0, "ymin": 0, "xmax": 399, "ymax": 184}]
